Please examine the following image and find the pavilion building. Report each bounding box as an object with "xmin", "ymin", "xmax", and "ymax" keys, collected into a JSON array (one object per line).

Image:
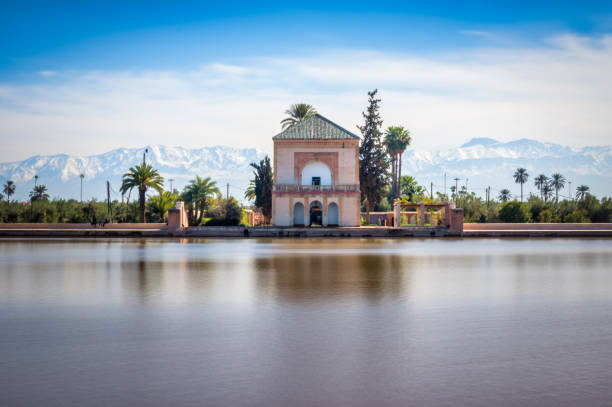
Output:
[{"xmin": 272, "ymin": 114, "xmax": 361, "ymax": 227}]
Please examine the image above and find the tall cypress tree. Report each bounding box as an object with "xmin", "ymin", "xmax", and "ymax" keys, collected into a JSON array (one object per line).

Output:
[
  {"xmin": 358, "ymin": 89, "xmax": 390, "ymax": 215},
  {"xmin": 250, "ymin": 155, "xmax": 273, "ymax": 223}
]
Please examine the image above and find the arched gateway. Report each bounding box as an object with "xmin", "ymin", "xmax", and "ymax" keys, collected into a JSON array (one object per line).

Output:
[{"xmin": 309, "ymin": 201, "xmax": 323, "ymax": 226}]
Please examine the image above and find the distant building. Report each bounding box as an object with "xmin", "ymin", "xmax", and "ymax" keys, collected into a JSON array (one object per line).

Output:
[{"xmin": 272, "ymin": 114, "xmax": 361, "ymax": 227}]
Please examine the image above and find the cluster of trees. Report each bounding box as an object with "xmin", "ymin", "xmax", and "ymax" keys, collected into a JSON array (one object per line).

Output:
[
  {"xmin": 0, "ymin": 166, "xmax": 246, "ymax": 226},
  {"xmin": 2, "ymin": 179, "xmax": 50, "ymax": 203},
  {"xmin": 382, "ymin": 175, "xmax": 610, "ymax": 224},
  {"xmin": 358, "ymin": 89, "xmax": 412, "ymax": 215},
  {"xmin": 511, "ymin": 169, "xmax": 590, "ymax": 202},
  {"xmin": 0, "ymin": 198, "xmax": 140, "ymax": 223},
  {"xmin": 495, "ymin": 195, "xmax": 612, "ymax": 223}
]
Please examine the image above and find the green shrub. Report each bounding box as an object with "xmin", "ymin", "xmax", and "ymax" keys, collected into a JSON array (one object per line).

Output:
[
  {"xmin": 592, "ymin": 197, "xmax": 612, "ymax": 222},
  {"xmin": 499, "ymin": 201, "xmax": 531, "ymax": 223},
  {"xmin": 527, "ymin": 196, "xmax": 548, "ymax": 222},
  {"xmin": 564, "ymin": 209, "xmax": 591, "ymax": 223},
  {"xmin": 538, "ymin": 209, "xmax": 553, "ymax": 223},
  {"xmin": 374, "ymin": 197, "xmax": 391, "ymax": 212},
  {"xmin": 240, "ymin": 210, "xmax": 249, "ymax": 226},
  {"xmin": 206, "ymin": 197, "xmax": 243, "ymax": 226}
]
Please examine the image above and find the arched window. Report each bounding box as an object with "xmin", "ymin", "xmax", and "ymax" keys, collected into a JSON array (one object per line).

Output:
[{"xmin": 301, "ymin": 161, "xmax": 332, "ymax": 186}]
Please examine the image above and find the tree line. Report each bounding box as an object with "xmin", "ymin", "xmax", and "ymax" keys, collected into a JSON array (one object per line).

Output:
[{"xmin": 0, "ymin": 167, "xmax": 246, "ymax": 225}]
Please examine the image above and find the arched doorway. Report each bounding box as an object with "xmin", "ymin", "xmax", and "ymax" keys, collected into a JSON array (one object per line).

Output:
[
  {"xmin": 293, "ymin": 202, "xmax": 305, "ymax": 226},
  {"xmin": 327, "ymin": 202, "xmax": 338, "ymax": 226},
  {"xmin": 309, "ymin": 201, "xmax": 323, "ymax": 226}
]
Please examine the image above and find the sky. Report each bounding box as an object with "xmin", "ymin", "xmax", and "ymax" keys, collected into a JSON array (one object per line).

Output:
[{"xmin": 1, "ymin": 0, "xmax": 612, "ymax": 162}]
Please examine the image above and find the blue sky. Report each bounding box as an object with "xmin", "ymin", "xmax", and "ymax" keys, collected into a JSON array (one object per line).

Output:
[{"xmin": 1, "ymin": 1, "xmax": 612, "ymax": 161}]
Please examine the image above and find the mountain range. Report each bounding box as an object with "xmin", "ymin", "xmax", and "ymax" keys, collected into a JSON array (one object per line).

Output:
[{"xmin": 1, "ymin": 138, "xmax": 611, "ymax": 202}]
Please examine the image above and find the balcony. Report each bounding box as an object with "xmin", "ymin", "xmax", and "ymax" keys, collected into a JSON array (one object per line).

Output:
[{"xmin": 273, "ymin": 184, "xmax": 360, "ymax": 193}]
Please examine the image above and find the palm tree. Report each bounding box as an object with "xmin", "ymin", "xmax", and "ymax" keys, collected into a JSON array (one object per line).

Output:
[
  {"xmin": 550, "ymin": 173, "xmax": 566, "ymax": 201},
  {"xmin": 3, "ymin": 180, "xmax": 16, "ymax": 202},
  {"xmin": 576, "ymin": 185, "xmax": 590, "ymax": 200},
  {"xmin": 147, "ymin": 191, "xmax": 177, "ymax": 222},
  {"xmin": 534, "ymin": 174, "xmax": 549, "ymax": 199},
  {"xmin": 120, "ymin": 163, "xmax": 164, "ymax": 223},
  {"xmin": 383, "ymin": 126, "xmax": 411, "ymax": 199},
  {"xmin": 244, "ymin": 180, "xmax": 256, "ymax": 202},
  {"xmin": 498, "ymin": 188, "xmax": 511, "ymax": 203},
  {"xmin": 29, "ymin": 184, "xmax": 49, "ymax": 201},
  {"xmin": 513, "ymin": 168, "xmax": 529, "ymax": 202},
  {"xmin": 182, "ymin": 176, "xmax": 220, "ymax": 225},
  {"xmin": 280, "ymin": 103, "xmax": 317, "ymax": 129},
  {"xmin": 34, "ymin": 174, "xmax": 39, "ymax": 188},
  {"xmin": 542, "ymin": 182, "xmax": 554, "ymax": 202},
  {"xmin": 79, "ymin": 174, "xmax": 85, "ymax": 203}
]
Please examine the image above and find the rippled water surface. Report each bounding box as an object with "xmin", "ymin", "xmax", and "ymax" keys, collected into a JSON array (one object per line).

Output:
[{"xmin": 1, "ymin": 238, "xmax": 612, "ymax": 406}]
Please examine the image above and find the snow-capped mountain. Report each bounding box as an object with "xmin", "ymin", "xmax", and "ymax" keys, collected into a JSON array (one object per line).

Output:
[
  {"xmin": 1, "ymin": 139, "xmax": 611, "ymax": 202},
  {"xmin": 403, "ymin": 138, "xmax": 612, "ymax": 199},
  {"xmin": 0, "ymin": 145, "xmax": 268, "ymax": 202}
]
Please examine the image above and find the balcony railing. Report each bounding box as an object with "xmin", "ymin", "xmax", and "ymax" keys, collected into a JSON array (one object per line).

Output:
[{"xmin": 273, "ymin": 184, "xmax": 359, "ymax": 193}]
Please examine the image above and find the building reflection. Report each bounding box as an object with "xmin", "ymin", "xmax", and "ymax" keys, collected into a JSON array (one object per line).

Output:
[{"xmin": 253, "ymin": 254, "xmax": 409, "ymax": 302}]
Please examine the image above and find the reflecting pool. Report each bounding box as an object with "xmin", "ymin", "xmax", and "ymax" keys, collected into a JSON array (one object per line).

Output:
[{"xmin": 1, "ymin": 238, "xmax": 612, "ymax": 406}]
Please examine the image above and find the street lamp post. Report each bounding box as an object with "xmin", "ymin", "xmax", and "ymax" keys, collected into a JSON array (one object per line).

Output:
[{"xmin": 80, "ymin": 174, "xmax": 84, "ymax": 203}]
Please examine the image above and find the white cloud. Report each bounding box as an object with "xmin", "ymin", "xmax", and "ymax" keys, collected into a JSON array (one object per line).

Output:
[
  {"xmin": 1, "ymin": 33, "xmax": 611, "ymax": 162},
  {"xmin": 458, "ymin": 30, "xmax": 491, "ymax": 37},
  {"xmin": 38, "ymin": 70, "xmax": 57, "ymax": 77}
]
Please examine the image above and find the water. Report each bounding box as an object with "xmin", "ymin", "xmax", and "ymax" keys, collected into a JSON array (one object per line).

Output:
[{"xmin": 1, "ymin": 238, "xmax": 612, "ymax": 406}]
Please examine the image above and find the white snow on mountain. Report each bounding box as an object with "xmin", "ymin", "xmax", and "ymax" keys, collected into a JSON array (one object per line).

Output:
[
  {"xmin": 403, "ymin": 138, "xmax": 612, "ymax": 200},
  {"xmin": 1, "ymin": 139, "xmax": 611, "ymax": 202},
  {"xmin": 0, "ymin": 145, "xmax": 268, "ymax": 202}
]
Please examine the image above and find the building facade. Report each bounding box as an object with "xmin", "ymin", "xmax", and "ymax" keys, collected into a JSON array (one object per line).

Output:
[{"xmin": 272, "ymin": 114, "xmax": 361, "ymax": 227}]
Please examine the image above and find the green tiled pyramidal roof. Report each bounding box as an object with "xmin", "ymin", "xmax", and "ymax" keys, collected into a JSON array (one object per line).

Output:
[{"xmin": 273, "ymin": 114, "xmax": 360, "ymax": 140}]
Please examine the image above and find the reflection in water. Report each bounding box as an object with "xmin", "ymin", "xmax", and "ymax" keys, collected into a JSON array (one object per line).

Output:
[
  {"xmin": 254, "ymin": 254, "xmax": 408, "ymax": 301},
  {"xmin": 1, "ymin": 238, "xmax": 612, "ymax": 406}
]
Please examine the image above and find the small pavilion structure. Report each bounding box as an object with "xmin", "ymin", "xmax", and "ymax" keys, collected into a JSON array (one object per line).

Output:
[
  {"xmin": 392, "ymin": 201, "xmax": 464, "ymax": 234},
  {"xmin": 271, "ymin": 114, "xmax": 361, "ymax": 227}
]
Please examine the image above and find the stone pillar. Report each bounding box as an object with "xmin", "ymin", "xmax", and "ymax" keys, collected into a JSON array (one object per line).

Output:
[
  {"xmin": 419, "ymin": 202, "xmax": 425, "ymax": 227},
  {"xmin": 323, "ymin": 196, "xmax": 328, "ymax": 227},
  {"xmin": 443, "ymin": 203, "xmax": 450, "ymax": 227},
  {"xmin": 394, "ymin": 201, "xmax": 401, "ymax": 228},
  {"xmin": 449, "ymin": 208, "xmax": 464, "ymax": 235},
  {"xmin": 168, "ymin": 201, "xmax": 188, "ymax": 232}
]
